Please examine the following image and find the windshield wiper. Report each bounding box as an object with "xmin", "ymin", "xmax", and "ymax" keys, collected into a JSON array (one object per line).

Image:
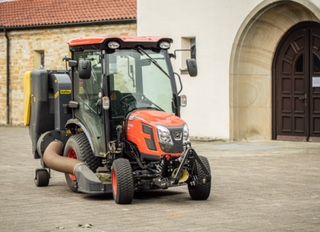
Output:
[{"xmin": 136, "ymin": 47, "xmax": 171, "ymax": 79}]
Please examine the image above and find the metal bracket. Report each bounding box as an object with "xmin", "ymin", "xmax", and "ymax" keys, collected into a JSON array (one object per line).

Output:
[
  {"xmin": 172, "ymin": 147, "xmax": 191, "ymax": 183},
  {"xmin": 172, "ymin": 147, "xmax": 211, "ymax": 184}
]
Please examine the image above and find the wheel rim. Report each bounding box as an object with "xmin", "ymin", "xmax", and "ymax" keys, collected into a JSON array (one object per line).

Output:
[
  {"xmin": 67, "ymin": 148, "xmax": 77, "ymax": 181},
  {"xmin": 112, "ymin": 170, "xmax": 118, "ymax": 196}
]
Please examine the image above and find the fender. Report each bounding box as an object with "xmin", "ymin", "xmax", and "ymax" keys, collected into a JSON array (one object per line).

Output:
[{"xmin": 65, "ymin": 118, "xmax": 95, "ymax": 154}]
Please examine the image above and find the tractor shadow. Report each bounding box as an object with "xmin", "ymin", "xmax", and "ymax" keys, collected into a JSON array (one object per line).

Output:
[
  {"xmin": 84, "ymin": 193, "xmax": 113, "ymax": 201},
  {"xmin": 134, "ymin": 189, "xmax": 184, "ymax": 200},
  {"xmin": 133, "ymin": 189, "xmax": 198, "ymax": 205},
  {"xmin": 83, "ymin": 189, "xmax": 184, "ymax": 202},
  {"xmin": 50, "ymin": 180, "xmax": 187, "ymax": 203}
]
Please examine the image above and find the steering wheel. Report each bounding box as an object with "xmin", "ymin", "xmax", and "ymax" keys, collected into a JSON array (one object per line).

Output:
[{"xmin": 119, "ymin": 93, "xmax": 145, "ymax": 112}]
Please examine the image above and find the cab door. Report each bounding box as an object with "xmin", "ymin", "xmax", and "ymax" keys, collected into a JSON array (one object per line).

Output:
[{"xmin": 73, "ymin": 51, "xmax": 107, "ymax": 156}]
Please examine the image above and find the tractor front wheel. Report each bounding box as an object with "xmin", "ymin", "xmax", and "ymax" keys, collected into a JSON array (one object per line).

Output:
[
  {"xmin": 111, "ymin": 158, "xmax": 134, "ymax": 204},
  {"xmin": 188, "ymin": 156, "xmax": 212, "ymax": 200}
]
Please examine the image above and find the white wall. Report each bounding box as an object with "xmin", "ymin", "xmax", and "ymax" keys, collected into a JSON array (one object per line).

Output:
[{"xmin": 137, "ymin": 0, "xmax": 320, "ymax": 140}]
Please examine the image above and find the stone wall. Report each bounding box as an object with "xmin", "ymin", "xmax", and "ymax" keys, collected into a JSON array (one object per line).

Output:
[
  {"xmin": 0, "ymin": 23, "xmax": 136, "ymax": 125},
  {"xmin": 0, "ymin": 33, "xmax": 7, "ymax": 124}
]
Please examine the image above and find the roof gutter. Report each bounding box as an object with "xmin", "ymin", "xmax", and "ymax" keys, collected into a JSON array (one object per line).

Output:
[
  {"xmin": 2, "ymin": 19, "xmax": 136, "ymax": 31},
  {"xmin": 4, "ymin": 27, "xmax": 10, "ymax": 125}
]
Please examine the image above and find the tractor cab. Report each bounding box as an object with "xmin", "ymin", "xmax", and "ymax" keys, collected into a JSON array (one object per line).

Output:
[{"xmin": 68, "ymin": 37, "xmax": 195, "ymax": 157}]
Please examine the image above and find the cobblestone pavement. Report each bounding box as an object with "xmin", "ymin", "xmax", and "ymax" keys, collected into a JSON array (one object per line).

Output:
[{"xmin": 0, "ymin": 127, "xmax": 320, "ymax": 232}]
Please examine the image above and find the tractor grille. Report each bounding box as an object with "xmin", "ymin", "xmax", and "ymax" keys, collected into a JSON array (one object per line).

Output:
[{"xmin": 161, "ymin": 127, "xmax": 184, "ymax": 153}]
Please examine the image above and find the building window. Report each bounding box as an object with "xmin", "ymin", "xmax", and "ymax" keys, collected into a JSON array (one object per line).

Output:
[
  {"xmin": 33, "ymin": 50, "xmax": 45, "ymax": 69},
  {"xmin": 180, "ymin": 37, "xmax": 196, "ymax": 74}
]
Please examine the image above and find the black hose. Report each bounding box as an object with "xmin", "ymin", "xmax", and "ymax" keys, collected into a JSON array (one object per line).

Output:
[{"xmin": 125, "ymin": 141, "xmax": 147, "ymax": 169}]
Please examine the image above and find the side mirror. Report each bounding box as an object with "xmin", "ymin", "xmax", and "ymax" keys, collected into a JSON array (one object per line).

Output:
[
  {"xmin": 78, "ymin": 60, "xmax": 91, "ymax": 79},
  {"xmin": 186, "ymin": 58, "xmax": 197, "ymax": 77}
]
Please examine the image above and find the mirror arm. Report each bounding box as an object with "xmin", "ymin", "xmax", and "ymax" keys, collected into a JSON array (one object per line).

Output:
[
  {"xmin": 174, "ymin": 72, "xmax": 183, "ymax": 95},
  {"xmin": 169, "ymin": 53, "xmax": 176, "ymax": 59},
  {"xmin": 173, "ymin": 49, "xmax": 191, "ymax": 58},
  {"xmin": 63, "ymin": 56, "xmax": 77, "ymax": 70}
]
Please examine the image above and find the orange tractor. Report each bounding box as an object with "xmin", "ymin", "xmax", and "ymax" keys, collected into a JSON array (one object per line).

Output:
[{"xmin": 25, "ymin": 36, "xmax": 212, "ymax": 204}]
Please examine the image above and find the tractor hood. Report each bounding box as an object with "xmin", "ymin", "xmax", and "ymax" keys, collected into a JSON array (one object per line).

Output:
[
  {"xmin": 126, "ymin": 110, "xmax": 187, "ymax": 158},
  {"xmin": 126, "ymin": 109, "xmax": 186, "ymax": 159},
  {"xmin": 128, "ymin": 110, "xmax": 186, "ymax": 128}
]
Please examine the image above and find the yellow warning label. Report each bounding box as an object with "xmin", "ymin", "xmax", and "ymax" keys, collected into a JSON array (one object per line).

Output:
[
  {"xmin": 60, "ymin": 89, "xmax": 72, "ymax": 95},
  {"xmin": 54, "ymin": 89, "xmax": 71, "ymax": 98}
]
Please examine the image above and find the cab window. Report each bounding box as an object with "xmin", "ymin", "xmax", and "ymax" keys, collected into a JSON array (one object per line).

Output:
[{"xmin": 74, "ymin": 51, "xmax": 102, "ymax": 113}]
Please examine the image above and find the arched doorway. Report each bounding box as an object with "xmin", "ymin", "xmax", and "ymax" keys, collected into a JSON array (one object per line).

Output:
[
  {"xmin": 230, "ymin": 0, "xmax": 320, "ymax": 141},
  {"xmin": 273, "ymin": 22, "xmax": 320, "ymax": 141}
]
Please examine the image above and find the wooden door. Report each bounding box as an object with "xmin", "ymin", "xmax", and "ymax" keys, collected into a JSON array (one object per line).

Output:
[
  {"xmin": 309, "ymin": 26, "xmax": 320, "ymax": 141},
  {"xmin": 273, "ymin": 22, "xmax": 320, "ymax": 141}
]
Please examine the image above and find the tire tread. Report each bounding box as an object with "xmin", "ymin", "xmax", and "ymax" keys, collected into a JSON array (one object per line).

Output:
[
  {"xmin": 72, "ymin": 133, "xmax": 100, "ymax": 171},
  {"xmin": 63, "ymin": 133, "xmax": 100, "ymax": 192},
  {"xmin": 188, "ymin": 156, "xmax": 212, "ymax": 200},
  {"xmin": 112, "ymin": 158, "xmax": 134, "ymax": 204}
]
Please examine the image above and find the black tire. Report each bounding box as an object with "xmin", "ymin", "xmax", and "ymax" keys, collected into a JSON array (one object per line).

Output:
[
  {"xmin": 35, "ymin": 169, "xmax": 50, "ymax": 187},
  {"xmin": 112, "ymin": 158, "xmax": 134, "ymax": 204},
  {"xmin": 188, "ymin": 156, "xmax": 212, "ymax": 200},
  {"xmin": 63, "ymin": 133, "xmax": 100, "ymax": 192}
]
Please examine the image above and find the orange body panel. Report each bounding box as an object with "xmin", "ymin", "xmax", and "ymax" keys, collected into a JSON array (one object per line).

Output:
[
  {"xmin": 126, "ymin": 110, "xmax": 186, "ymax": 158},
  {"xmin": 68, "ymin": 36, "xmax": 170, "ymax": 47}
]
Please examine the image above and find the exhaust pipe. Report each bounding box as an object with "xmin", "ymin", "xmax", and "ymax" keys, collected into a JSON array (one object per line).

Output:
[{"xmin": 43, "ymin": 140, "xmax": 82, "ymax": 175}]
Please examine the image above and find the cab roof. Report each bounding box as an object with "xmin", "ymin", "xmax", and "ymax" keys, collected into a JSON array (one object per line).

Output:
[{"xmin": 68, "ymin": 36, "xmax": 172, "ymax": 48}]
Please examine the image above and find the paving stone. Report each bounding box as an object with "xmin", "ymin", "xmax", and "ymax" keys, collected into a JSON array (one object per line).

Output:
[{"xmin": 0, "ymin": 127, "xmax": 320, "ymax": 232}]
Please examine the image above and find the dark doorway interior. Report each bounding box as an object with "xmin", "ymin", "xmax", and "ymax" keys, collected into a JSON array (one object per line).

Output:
[{"xmin": 273, "ymin": 21, "xmax": 320, "ymax": 142}]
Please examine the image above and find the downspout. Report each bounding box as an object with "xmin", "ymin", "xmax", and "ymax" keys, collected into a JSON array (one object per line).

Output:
[{"xmin": 4, "ymin": 28, "xmax": 10, "ymax": 125}]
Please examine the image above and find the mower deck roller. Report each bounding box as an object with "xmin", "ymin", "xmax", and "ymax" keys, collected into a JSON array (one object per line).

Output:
[{"xmin": 27, "ymin": 36, "xmax": 212, "ymax": 204}]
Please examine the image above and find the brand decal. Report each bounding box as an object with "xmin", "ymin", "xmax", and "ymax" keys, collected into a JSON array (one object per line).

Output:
[{"xmin": 173, "ymin": 131, "xmax": 182, "ymax": 140}]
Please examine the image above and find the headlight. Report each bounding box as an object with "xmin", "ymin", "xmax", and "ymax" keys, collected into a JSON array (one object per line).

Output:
[
  {"xmin": 157, "ymin": 125, "xmax": 173, "ymax": 146},
  {"xmin": 159, "ymin": 41, "xmax": 171, "ymax": 49},
  {"xmin": 183, "ymin": 124, "xmax": 190, "ymax": 143},
  {"xmin": 108, "ymin": 41, "xmax": 120, "ymax": 49}
]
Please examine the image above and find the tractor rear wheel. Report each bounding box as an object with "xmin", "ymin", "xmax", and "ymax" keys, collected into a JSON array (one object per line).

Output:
[
  {"xmin": 111, "ymin": 158, "xmax": 134, "ymax": 204},
  {"xmin": 188, "ymin": 156, "xmax": 211, "ymax": 200},
  {"xmin": 63, "ymin": 133, "xmax": 100, "ymax": 192}
]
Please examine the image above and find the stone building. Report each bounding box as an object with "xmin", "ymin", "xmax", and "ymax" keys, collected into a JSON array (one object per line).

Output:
[
  {"xmin": 138, "ymin": 0, "xmax": 320, "ymax": 141},
  {"xmin": 0, "ymin": 0, "xmax": 136, "ymax": 125},
  {"xmin": 2, "ymin": 0, "xmax": 320, "ymax": 142}
]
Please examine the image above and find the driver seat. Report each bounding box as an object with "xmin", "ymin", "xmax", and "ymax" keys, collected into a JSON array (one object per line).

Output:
[{"xmin": 110, "ymin": 90, "xmax": 123, "ymax": 117}]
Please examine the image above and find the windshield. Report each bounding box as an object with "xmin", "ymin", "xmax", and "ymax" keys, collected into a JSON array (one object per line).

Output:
[{"xmin": 107, "ymin": 49, "xmax": 175, "ymax": 117}]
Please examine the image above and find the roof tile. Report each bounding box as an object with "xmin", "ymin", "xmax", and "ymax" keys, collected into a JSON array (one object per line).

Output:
[{"xmin": 0, "ymin": 0, "xmax": 136, "ymax": 28}]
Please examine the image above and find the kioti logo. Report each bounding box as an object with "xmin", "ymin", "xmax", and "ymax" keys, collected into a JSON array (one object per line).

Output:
[{"xmin": 173, "ymin": 131, "xmax": 182, "ymax": 140}]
